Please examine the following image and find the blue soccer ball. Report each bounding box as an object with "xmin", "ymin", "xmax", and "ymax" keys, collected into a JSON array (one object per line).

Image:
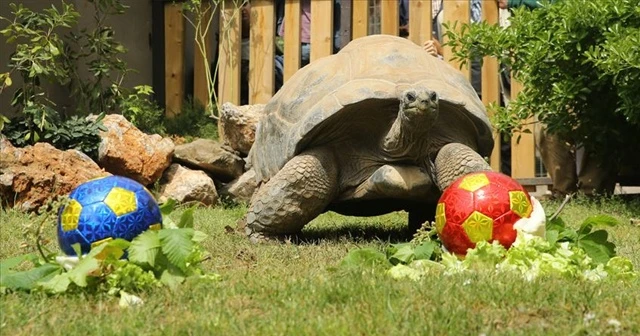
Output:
[{"xmin": 57, "ymin": 175, "xmax": 163, "ymax": 256}]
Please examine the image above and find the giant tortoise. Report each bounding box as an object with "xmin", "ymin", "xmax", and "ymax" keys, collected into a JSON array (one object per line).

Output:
[{"xmin": 242, "ymin": 34, "xmax": 494, "ymax": 241}]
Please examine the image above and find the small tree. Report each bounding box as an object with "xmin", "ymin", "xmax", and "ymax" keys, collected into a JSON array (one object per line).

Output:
[
  {"xmin": 0, "ymin": 0, "xmax": 166, "ymax": 157},
  {"xmin": 444, "ymin": 0, "xmax": 640, "ymax": 167}
]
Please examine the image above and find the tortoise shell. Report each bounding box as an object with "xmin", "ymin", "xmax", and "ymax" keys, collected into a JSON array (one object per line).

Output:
[{"xmin": 249, "ymin": 35, "xmax": 493, "ymax": 182}]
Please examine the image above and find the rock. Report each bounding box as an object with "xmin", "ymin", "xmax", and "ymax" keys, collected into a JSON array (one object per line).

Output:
[
  {"xmin": 97, "ymin": 114, "xmax": 174, "ymax": 185},
  {"xmin": 218, "ymin": 169, "xmax": 258, "ymax": 204},
  {"xmin": 0, "ymin": 138, "xmax": 109, "ymax": 211},
  {"xmin": 158, "ymin": 164, "xmax": 218, "ymax": 206},
  {"xmin": 173, "ymin": 138, "xmax": 244, "ymax": 182},
  {"xmin": 219, "ymin": 102, "xmax": 265, "ymax": 156}
]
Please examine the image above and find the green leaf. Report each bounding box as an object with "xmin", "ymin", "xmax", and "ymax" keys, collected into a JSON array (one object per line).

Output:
[
  {"xmin": 159, "ymin": 199, "xmax": 176, "ymax": 215},
  {"xmin": 578, "ymin": 230, "xmax": 616, "ymax": 264},
  {"xmin": 546, "ymin": 217, "xmax": 567, "ymax": 231},
  {"xmin": 580, "ymin": 215, "xmax": 618, "ymax": 232},
  {"xmin": 545, "ymin": 230, "xmax": 560, "ymax": 245},
  {"xmin": 389, "ymin": 243, "xmax": 416, "ymax": 265},
  {"xmin": 0, "ymin": 253, "xmax": 36, "ymax": 274},
  {"xmin": 178, "ymin": 207, "xmax": 195, "ymax": 228},
  {"xmin": 191, "ymin": 230, "xmax": 208, "ymax": 243},
  {"xmin": 1, "ymin": 263, "xmax": 62, "ymax": 291},
  {"xmin": 413, "ymin": 241, "xmax": 436, "ymax": 261},
  {"xmin": 39, "ymin": 273, "xmax": 71, "ymax": 293},
  {"xmin": 159, "ymin": 266, "xmax": 186, "ymax": 290},
  {"xmin": 66, "ymin": 254, "xmax": 100, "ymax": 287},
  {"xmin": 128, "ymin": 230, "xmax": 161, "ymax": 268},
  {"xmin": 339, "ymin": 248, "xmax": 390, "ymax": 269},
  {"xmin": 159, "ymin": 228, "xmax": 194, "ymax": 272}
]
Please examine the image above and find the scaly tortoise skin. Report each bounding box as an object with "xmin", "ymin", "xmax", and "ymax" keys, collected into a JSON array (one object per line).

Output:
[{"xmin": 242, "ymin": 35, "xmax": 493, "ymax": 241}]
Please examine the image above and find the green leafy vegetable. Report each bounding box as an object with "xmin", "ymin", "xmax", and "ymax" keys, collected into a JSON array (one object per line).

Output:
[{"xmin": 0, "ymin": 202, "xmax": 218, "ymax": 296}]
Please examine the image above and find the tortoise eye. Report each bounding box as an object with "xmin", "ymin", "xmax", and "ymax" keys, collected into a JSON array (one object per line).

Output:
[
  {"xmin": 406, "ymin": 91, "xmax": 416, "ymax": 102},
  {"xmin": 430, "ymin": 91, "xmax": 438, "ymax": 102}
]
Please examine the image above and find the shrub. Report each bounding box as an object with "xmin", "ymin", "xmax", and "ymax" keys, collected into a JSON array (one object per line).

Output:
[{"xmin": 444, "ymin": 0, "xmax": 640, "ymax": 167}]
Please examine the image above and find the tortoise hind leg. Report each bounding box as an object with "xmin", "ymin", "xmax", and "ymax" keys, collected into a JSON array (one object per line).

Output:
[
  {"xmin": 434, "ymin": 143, "xmax": 492, "ymax": 190},
  {"xmin": 244, "ymin": 148, "xmax": 338, "ymax": 241}
]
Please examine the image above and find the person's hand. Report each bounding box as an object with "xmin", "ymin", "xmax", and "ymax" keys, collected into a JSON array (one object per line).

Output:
[
  {"xmin": 422, "ymin": 39, "xmax": 442, "ymax": 57},
  {"xmin": 497, "ymin": 0, "xmax": 508, "ymax": 9}
]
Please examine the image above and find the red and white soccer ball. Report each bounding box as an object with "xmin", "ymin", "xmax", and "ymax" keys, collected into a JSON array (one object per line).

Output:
[{"xmin": 435, "ymin": 171, "xmax": 542, "ymax": 256}]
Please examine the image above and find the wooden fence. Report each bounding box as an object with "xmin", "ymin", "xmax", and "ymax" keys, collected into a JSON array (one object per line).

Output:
[{"xmin": 158, "ymin": 0, "xmax": 543, "ymax": 186}]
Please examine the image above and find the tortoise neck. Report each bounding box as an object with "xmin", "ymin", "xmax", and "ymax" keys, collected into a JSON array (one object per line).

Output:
[{"xmin": 381, "ymin": 110, "xmax": 432, "ymax": 161}]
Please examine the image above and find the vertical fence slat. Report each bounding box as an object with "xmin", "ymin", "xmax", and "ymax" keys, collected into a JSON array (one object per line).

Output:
[
  {"xmin": 408, "ymin": 0, "xmax": 432, "ymax": 46},
  {"xmin": 164, "ymin": 3, "xmax": 185, "ymax": 117},
  {"xmin": 218, "ymin": 0, "xmax": 242, "ymax": 109},
  {"xmin": 481, "ymin": 0, "xmax": 501, "ymax": 172},
  {"xmin": 249, "ymin": 0, "xmax": 275, "ymax": 104},
  {"xmin": 193, "ymin": 2, "xmax": 213, "ymax": 110},
  {"xmin": 351, "ymin": 0, "xmax": 369, "ymax": 40},
  {"xmin": 310, "ymin": 0, "xmax": 333, "ymax": 61},
  {"xmin": 380, "ymin": 0, "xmax": 399, "ymax": 36},
  {"xmin": 442, "ymin": 0, "xmax": 470, "ymax": 81},
  {"xmin": 510, "ymin": 80, "xmax": 536, "ymax": 178},
  {"xmin": 283, "ymin": 0, "xmax": 301, "ymax": 81}
]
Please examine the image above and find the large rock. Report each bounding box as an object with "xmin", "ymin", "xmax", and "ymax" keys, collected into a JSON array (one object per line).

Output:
[
  {"xmin": 219, "ymin": 169, "xmax": 258, "ymax": 204},
  {"xmin": 0, "ymin": 137, "xmax": 109, "ymax": 211},
  {"xmin": 97, "ymin": 114, "xmax": 174, "ymax": 185},
  {"xmin": 158, "ymin": 164, "xmax": 218, "ymax": 206},
  {"xmin": 173, "ymin": 138, "xmax": 244, "ymax": 182},
  {"xmin": 219, "ymin": 102, "xmax": 265, "ymax": 156}
]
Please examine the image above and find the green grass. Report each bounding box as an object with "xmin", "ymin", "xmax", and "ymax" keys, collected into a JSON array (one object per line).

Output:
[{"xmin": 1, "ymin": 196, "xmax": 640, "ymax": 335}]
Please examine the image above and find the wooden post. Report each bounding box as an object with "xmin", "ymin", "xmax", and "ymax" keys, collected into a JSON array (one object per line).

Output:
[
  {"xmin": 249, "ymin": 0, "xmax": 275, "ymax": 103},
  {"xmin": 481, "ymin": 0, "xmax": 501, "ymax": 172},
  {"xmin": 218, "ymin": 0, "xmax": 242, "ymax": 107},
  {"xmin": 283, "ymin": 0, "xmax": 301, "ymax": 81},
  {"xmin": 164, "ymin": 3, "xmax": 185, "ymax": 117},
  {"xmin": 442, "ymin": 0, "xmax": 470, "ymax": 81},
  {"xmin": 510, "ymin": 80, "xmax": 536, "ymax": 178},
  {"xmin": 408, "ymin": 0, "xmax": 432, "ymax": 46},
  {"xmin": 380, "ymin": 0, "xmax": 399, "ymax": 36},
  {"xmin": 310, "ymin": 0, "xmax": 333, "ymax": 62},
  {"xmin": 351, "ymin": 0, "xmax": 369, "ymax": 40},
  {"xmin": 193, "ymin": 2, "xmax": 214, "ymax": 110}
]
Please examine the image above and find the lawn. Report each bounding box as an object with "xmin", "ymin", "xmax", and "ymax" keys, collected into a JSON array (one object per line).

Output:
[{"xmin": 1, "ymin": 196, "xmax": 640, "ymax": 335}]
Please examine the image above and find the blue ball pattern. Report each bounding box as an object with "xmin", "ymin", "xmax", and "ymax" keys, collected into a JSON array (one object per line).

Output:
[{"xmin": 57, "ymin": 175, "xmax": 162, "ymax": 256}]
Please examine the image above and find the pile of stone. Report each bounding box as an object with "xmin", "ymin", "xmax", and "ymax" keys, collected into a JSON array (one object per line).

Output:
[{"xmin": 0, "ymin": 102, "xmax": 263, "ymax": 212}]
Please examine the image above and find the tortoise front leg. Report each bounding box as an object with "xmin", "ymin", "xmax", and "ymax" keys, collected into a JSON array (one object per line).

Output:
[
  {"xmin": 244, "ymin": 148, "xmax": 338, "ymax": 241},
  {"xmin": 434, "ymin": 143, "xmax": 492, "ymax": 190}
]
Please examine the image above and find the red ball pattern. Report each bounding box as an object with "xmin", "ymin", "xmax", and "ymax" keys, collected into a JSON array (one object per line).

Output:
[{"xmin": 435, "ymin": 171, "xmax": 533, "ymax": 256}]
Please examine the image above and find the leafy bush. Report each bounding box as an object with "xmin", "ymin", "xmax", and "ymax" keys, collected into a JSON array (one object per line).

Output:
[
  {"xmin": 0, "ymin": 1, "xmax": 166, "ymax": 156},
  {"xmin": 444, "ymin": 0, "xmax": 640, "ymax": 166},
  {"xmin": 2, "ymin": 112, "xmax": 107, "ymax": 159},
  {"xmin": 120, "ymin": 85, "xmax": 166, "ymax": 135}
]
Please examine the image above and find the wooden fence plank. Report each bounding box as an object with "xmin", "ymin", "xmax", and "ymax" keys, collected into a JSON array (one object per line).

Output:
[
  {"xmin": 283, "ymin": 0, "xmax": 301, "ymax": 81},
  {"xmin": 218, "ymin": 0, "xmax": 242, "ymax": 108},
  {"xmin": 193, "ymin": 2, "xmax": 213, "ymax": 110},
  {"xmin": 481, "ymin": 0, "xmax": 501, "ymax": 172},
  {"xmin": 164, "ymin": 3, "xmax": 185, "ymax": 117},
  {"xmin": 249, "ymin": 0, "xmax": 275, "ymax": 103},
  {"xmin": 408, "ymin": 0, "xmax": 432, "ymax": 46},
  {"xmin": 380, "ymin": 0, "xmax": 399, "ymax": 36},
  {"xmin": 510, "ymin": 79, "xmax": 536, "ymax": 178},
  {"xmin": 351, "ymin": 0, "xmax": 369, "ymax": 40},
  {"xmin": 442, "ymin": 0, "xmax": 470, "ymax": 81},
  {"xmin": 310, "ymin": 0, "xmax": 333, "ymax": 62}
]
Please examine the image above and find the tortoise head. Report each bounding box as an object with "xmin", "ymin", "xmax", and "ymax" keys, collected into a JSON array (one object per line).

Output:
[
  {"xmin": 382, "ymin": 87, "xmax": 440, "ymax": 161},
  {"xmin": 399, "ymin": 87, "xmax": 439, "ymax": 124}
]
